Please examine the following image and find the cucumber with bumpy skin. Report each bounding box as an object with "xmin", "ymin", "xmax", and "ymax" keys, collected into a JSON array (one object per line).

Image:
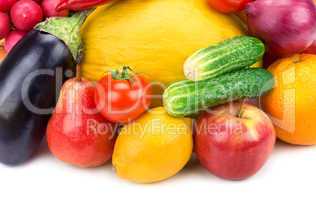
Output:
[
  {"xmin": 184, "ymin": 36, "xmax": 265, "ymax": 81},
  {"xmin": 163, "ymin": 68, "xmax": 274, "ymax": 117}
]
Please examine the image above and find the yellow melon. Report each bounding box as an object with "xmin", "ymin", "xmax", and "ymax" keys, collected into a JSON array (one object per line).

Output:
[{"xmin": 81, "ymin": 0, "xmax": 245, "ymax": 104}]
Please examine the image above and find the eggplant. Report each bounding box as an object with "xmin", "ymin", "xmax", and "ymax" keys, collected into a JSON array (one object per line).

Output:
[{"xmin": 0, "ymin": 11, "xmax": 91, "ymax": 166}]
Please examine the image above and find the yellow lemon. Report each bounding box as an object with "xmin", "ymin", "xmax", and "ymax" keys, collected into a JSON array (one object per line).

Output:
[
  {"xmin": 81, "ymin": 0, "xmax": 245, "ymax": 86},
  {"xmin": 112, "ymin": 107, "xmax": 193, "ymax": 184}
]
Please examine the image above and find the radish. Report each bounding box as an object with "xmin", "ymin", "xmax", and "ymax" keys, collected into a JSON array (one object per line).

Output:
[
  {"xmin": 0, "ymin": 0, "xmax": 16, "ymax": 12},
  {"xmin": 42, "ymin": 0, "xmax": 69, "ymax": 17},
  {"xmin": 4, "ymin": 31, "xmax": 26, "ymax": 53},
  {"xmin": 0, "ymin": 12, "xmax": 10, "ymax": 39},
  {"xmin": 11, "ymin": 0, "xmax": 43, "ymax": 31}
]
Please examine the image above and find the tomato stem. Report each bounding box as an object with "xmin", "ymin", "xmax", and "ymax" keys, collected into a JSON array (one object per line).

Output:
[{"xmin": 112, "ymin": 66, "xmax": 134, "ymax": 80}]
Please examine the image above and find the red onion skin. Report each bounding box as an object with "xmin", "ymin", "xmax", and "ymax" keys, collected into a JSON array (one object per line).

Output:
[
  {"xmin": 246, "ymin": 0, "xmax": 316, "ymax": 57},
  {"xmin": 304, "ymin": 40, "xmax": 316, "ymax": 54},
  {"xmin": 263, "ymin": 51, "xmax": 278, "ymax": 68}
]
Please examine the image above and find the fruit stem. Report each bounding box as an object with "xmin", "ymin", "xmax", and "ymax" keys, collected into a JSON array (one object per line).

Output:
[
  {"xmin": 76, "ymin": 65, "xmax": 81, "ymax": 81},
  {"xmin": 236, "ymin": 101, "xmax": 245, "ymax": 118},
  {"xmin": 112, "ymin": 66, "xmax": 134, "ymax": 80}
]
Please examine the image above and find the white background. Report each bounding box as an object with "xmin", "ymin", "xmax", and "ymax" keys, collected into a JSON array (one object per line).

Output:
[{"xmin": 0, "ymin": 140, "xmax": 315, "ymax": 200}]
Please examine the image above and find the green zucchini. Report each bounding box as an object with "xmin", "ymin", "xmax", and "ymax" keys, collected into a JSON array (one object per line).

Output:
[
  {"xmin": 163, "ymin": 68, "xmax": 274, "ymax": 117},
  {"xmin": 184, "ymin": 36, "xmax": 265, "ymax": 81}
]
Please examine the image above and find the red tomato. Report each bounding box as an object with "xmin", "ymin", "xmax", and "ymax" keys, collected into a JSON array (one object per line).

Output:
[
  {"xmin": 207, "ymin": 0, "xmax": 253, "ymax": 13},
  {"xmin": 95, "ymin": 67, "xmax": 152, "ymax": 123}
]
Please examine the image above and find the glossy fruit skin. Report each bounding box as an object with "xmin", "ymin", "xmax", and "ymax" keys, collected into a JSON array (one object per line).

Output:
[
  {"xmin": 42, "ymin": 0, "xmax": 69, "ymax": 17},
  {"xmin": 0, "ymin": 0, "xmax": 16, "ymax": 12},
  {"xmin": 47, "ymin": 78, "xmax": 115, "ymax": 168},
  {"xmin": 305, "ymin": 0, "xmax": 316, "ymax": 54},
  {"xmin": 4, "ymin": 31, "xmax": 26, "ymax": 52},
  {"xmin": 0, "ymin": 12, "xmax": 10, "ymax": 39},
  {"xmin": 195, "ymin": 103, "xmax": 276, "ymax": 180},
  {"xmin": 10, "ymin": 0, "xmax": 43, "ymax": 31},
  {"xmin": 113, "ymin": 107, "xmax": 193, "ymax": 184},
  {"xmin": 0, "ymin": 30, "xmax": 75, "ymax": 165},
  {"xmin": 246, "ymin": 0, "xmax": 316, "ymax": 57},
  {"xmin": 95, "ymin": 72, "xmax": 152, "ymax": 123},
  {"xmin": 207, "ymin": 0, "xmax": 253, "ymax": 13},
  {"xmin": 304, "ymin": 40, "xmax": 316, "ymax": 54},
  {"xmin": 263, "ymin": 54, "xmax": 316, "ymax": 145}
]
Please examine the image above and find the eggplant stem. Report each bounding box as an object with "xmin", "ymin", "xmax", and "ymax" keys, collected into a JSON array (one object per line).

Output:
[{"xmin": 35, "ymin": 9, "xmax": 96, "ymax": 62}]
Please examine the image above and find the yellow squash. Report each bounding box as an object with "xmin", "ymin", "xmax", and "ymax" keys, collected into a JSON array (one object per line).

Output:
[{"xmin": 81, "ymin": 0, "xmax": 245, "ymax": 87}]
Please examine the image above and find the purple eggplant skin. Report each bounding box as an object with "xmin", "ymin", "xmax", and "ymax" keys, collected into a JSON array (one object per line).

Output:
[{"xmin": 0, "ymin": 30, "xmax": 75, "ymax": 166}]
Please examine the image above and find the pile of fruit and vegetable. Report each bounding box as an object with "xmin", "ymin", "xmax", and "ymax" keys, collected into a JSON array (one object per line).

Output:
[{"xmin": 1, "ymin": 0, "xmax": 316, "ymax": 183}]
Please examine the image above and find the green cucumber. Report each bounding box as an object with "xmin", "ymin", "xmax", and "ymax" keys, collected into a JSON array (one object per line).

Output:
[
  {"xmin": 184, "ymin": 36, "xmax": 265, "ymax": 81},
  {"xmin": 163, "ymin": 68, "xmax": 274, "ymax": 117}
]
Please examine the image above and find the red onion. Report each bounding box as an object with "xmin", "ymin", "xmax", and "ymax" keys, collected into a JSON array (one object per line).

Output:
[
  {"xmin": 246, "ymin": 0, "xmax": 316, "ymax": 57},
  {"xmin": 304, "ymin": 40, "xmax": 316, "ymax": 54}
]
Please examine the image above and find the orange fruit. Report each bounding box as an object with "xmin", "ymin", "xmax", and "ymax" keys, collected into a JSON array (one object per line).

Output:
[{"xmin": 263, "ymin": 54, "xmax": 316, "ymax": 145}]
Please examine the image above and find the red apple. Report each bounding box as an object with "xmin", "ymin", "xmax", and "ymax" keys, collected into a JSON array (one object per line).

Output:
[{"xmin": 195, "ymin": 102, "xmax": 276, "ymax": 180}]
